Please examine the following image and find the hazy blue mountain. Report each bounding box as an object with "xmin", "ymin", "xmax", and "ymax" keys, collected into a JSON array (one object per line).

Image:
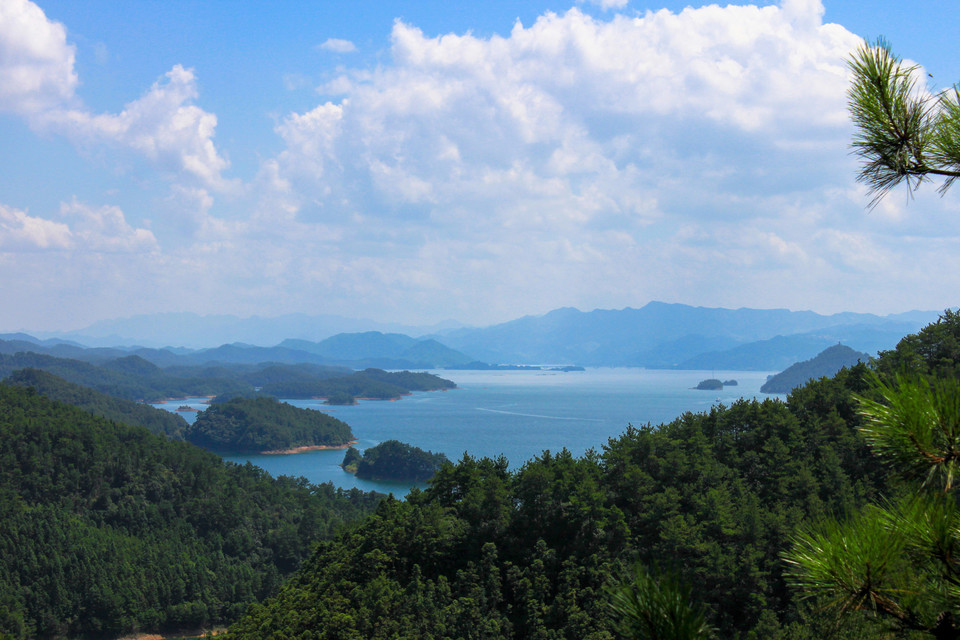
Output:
[
  {"xmin": 761, "ymin": 344, "xmax": 872, "ymax": 393},
  {"xmin": 676, "ymin": 323, "xmax": 919, "ymax": 371},
  {"xmin": 45, "ymin": 312, "xmax": 465, "ymax": 349},
  {"xmin": 435, "ymin": 302, "xmax": 939, "ymax": 367},
  {"xmin": 279, "ymin": 333, "xmax": 473, "ymax": 368}
]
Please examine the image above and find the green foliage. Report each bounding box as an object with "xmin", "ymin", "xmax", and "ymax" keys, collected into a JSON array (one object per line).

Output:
[
  {"xmin": 186, "ymin": 396, "xmax": 355, "ymax": 453},
  {"xmin": 260, "ymin": 368, "xmax": 455, "ymax": 400},
  {"xmin": 877, "ymin": 310, "xmax": 960, "ymax": 381},
  {"xmin": 606, "ymin": 564, "xmax": 713, "ymax": 640},
  {"xmin": 341, "ymin": 446, "xmax": 362, "ymax": 473},
  {"xmin": 0, "ymin": 383, "xmax": 380, "ymax": 639},
  {"xmin": 848, "ymin": 39, "xmax": 960, "ymax": 205},
  {"xmin": 225, "ymin": 375, "xmax": 887, "ymax": 640},
  {"xmin": 326, "ymin": 391, "xmax": 356, "ymax": 405},
  {"xmin": 5, "ymin": 368, "xmax": 189, "ymax": 439},
  {"xmin": 354, "ymin": 440, "xmax": 450, "ymax": 482},
  {"xmin": 0, "ymin": 351, "xmax": 250, "ymax": 402},
  {"xmin": 785, "ymin": 374, "xmax": 960, "ymax": 638},
  {"xmin": 694, "ymin": 379, "xmax": 722, "ymax": 390}
]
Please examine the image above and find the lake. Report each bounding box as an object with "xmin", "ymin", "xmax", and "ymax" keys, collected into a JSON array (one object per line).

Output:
[{"xmin": 154, "ymin": 368, "xmax": 784, "ymax": 497}]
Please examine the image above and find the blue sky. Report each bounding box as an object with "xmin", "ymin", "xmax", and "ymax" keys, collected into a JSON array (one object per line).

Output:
[{"xmin": 1, "ymin": 0, "xmax": 958, "ymax": 332}]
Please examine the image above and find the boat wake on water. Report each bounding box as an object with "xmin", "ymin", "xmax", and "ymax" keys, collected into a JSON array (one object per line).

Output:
[{"xmin": 476, "ymin": 407, "xmax": 603, "ymax": 422}]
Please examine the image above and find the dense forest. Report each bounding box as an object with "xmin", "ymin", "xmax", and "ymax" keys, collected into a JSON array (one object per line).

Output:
[
  {"xmin": 346, "ymin": 440, "xmax": 451, "ymax": 482},
  {"xmin": 4, "ymin": 368, "xmax": 190, "ymax": 439},
  {"xmin": 0, "ymin": 384, "xmax": 381, "ymax": 639},
  {"xmin": 2, "ymin": 314, "xmax": 957, "ymax": 639},
  {"xmin": 186, "ymin": 396, "xmax": 355, "ymax": 453},
  {"xmin": 259, "ymin": 368, "xmax": 456, "ymax": 399},
  {"xmin": 225, "ymin": 316, "xmax": 960, "ymax": 639},
  {"xmin": 0, "ymin": 352, "xmax": 453, "ymax": 405}
]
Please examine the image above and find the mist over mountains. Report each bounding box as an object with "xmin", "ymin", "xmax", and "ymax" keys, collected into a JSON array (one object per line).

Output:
[{"xmin": 8, "ymin": 302, "xmax": 942, "ymax": 371}]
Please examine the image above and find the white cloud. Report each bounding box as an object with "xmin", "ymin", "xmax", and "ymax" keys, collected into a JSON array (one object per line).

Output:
[
  {"xmin": 0, "ymin": 1, "xmax": 232, "ymax": 191},
  {"xmin": 0, "ymin": 203, "xmax": 72, "ymax": 251},
  {"xmin": 0, "ymin": 0, "xmax": 77, "ymax": 113},
  {"xmin": 43, "ymin": 65, "xmax": 233, "ymax": 190},
  {"xmin": 252, "ymin": 0, "xmax": 892, "ymax": 322},
  {"xmin": 0, "ymin": 200, "xmax": 156, "ymax": 254},
  {"xmin": 578, "ymin": 0, "xmax": 629, "ymax": 11},
  {"xmin": 319, "ymin": 38, "xmax": 357, "ymax": 53},
  {"xmin": 58, "ymin": 199, "xmax": 159, "ymax": 253}
]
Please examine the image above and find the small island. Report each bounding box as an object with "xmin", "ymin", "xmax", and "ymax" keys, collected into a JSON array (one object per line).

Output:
[
  {"xmin": 342, "ymin": 440, "xmax": 450, "ymax": 482},
  {"xmin": 176, "ymin": 405, "xmax": 199, "ymax": 412},
  {"xmin": 324, "ymin": 391, "xmax": 357, "ymax": 405},
  {"xmin": 722, "ymin": 379, "xmax": 738, "ymax": 386},
  {"xmin": 695, "ymin": 378, "xmax": 724, "ymax": 390},
  {"xmin": 185, "ymin": 396, "xmax": 355, "ymax": 454}
]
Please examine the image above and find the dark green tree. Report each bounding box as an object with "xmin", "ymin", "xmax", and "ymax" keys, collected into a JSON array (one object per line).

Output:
[
  {"xmin": 606, "ymin": 564, "xmax": 713, "ymax": 640},
  {"xmin": 848, "ymin": 39, "xmax": 960, "ymax": 206},
  {"xmin": 784, "ymin": 375, "xmax": 960, "ymax": 638}
]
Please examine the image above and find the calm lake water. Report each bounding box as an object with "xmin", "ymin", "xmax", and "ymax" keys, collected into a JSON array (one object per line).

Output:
[{"xmin": 154, "ymin": 368, "xmax": 784, "ymax": 497}]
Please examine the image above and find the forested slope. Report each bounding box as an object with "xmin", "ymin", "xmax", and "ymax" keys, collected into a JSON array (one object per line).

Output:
[
  {"xmin": 226, "ymin": 315, "xmax": 960, "ymax": 640},
  {"xmin": 4, "ymin": 368, "xmax": 189, "ymax": 439},
  {"xmin": 0, "ymin": 384, "xmax": 381, "ymax": 639},
  {"xmin": 224, "ymin": 363, "xmax": 885, "ymax": 639}
]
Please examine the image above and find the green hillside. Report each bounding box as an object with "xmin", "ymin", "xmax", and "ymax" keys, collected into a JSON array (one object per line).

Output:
[
  {"xmin": 0, "ymin": 385, "xmax": 380, "ymax": 639},
  {"xmin": 226, "ymin": 316, "xmax": 960, "ymax": 639},
  {"xmin": 4, "ymin": 368, "xmax": 189, "ymax": 439}
]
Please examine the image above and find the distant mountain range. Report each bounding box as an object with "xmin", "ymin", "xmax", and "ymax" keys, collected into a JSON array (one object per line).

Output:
[
  {"xmin": 431, "ymin": 302, "xmax": 940, "ymax": 369},
  {"xmin": 31, "ymin": 312, "xmax": 465, "ymax": 349},
  {"xmin": 3, "ymin": 302, "xmax": 946, "ymax": 371}
]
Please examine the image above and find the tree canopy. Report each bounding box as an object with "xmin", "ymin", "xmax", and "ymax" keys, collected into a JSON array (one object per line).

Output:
[{"xmin": 848, "ymin": 39, "xmax": 960, "ymax": 205}]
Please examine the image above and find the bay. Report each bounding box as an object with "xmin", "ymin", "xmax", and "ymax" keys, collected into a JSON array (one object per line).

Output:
[{"xmin": 154, "ymin": 368, "xmax": 783, "ymax": 497}]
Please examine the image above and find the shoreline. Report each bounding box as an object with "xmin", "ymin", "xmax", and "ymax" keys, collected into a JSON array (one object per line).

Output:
[
  {"xmin": 260, "ymin": 439, "xmax": 358, "ymax": 455},
  {"xmin": 152, "ymin": 395, "xmax": 216, "ymax": 405}
]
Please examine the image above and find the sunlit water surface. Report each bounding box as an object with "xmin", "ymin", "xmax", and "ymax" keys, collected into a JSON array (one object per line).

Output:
[{"xmin": 154, "ymin": 368, "xmax": 784, "ymax": 497}]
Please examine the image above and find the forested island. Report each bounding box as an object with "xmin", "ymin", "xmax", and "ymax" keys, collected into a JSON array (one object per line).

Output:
[
  {"xmin": 342, "ymin": 441, "xmax": 450, "ymax": 482},
  {"xmin": 761, "ymin": 343, "xmax": 871, "ymax": 393},
  {"xmin": 186, "ymin": 396, "xmax": 356, "ymax": 454}
]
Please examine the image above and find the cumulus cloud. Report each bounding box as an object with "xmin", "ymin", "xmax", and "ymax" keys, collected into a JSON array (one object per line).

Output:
[
  {"xmin": 0, "ymin": 200, "xmax": 156, "ymax": 254},
  {"xmin": 0, "ymin": 203, "xmax": 72, "ymax": 251},
  {"xmin": 0, "ymin": 0, "xmax": 231, "ymax": 190},
  {"xmin": 0, "ymin": 0, "xmax": 77, "ymax": 113},
  {"xmin": 255, "ymin": 0, "xmax": 888, "ymax": 321},
  {"xmin": 44, "ymin": 65, "xmax": 233, "ymax": 190},
  {"xmin": 319, "ymin": 38, "xmax": 357, "ymax": 53}
]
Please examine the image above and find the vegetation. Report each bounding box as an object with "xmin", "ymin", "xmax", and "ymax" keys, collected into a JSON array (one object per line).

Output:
[
  {"xmin": 0, "ymin": 352, "xmax": 249, "ymax": 402},
  {"xmin": 260, "ymin": 368, "xmax": 455, "ymax": 400},
  {"xmin": 225, "ymin": 357, "xmax": 893, "ymax": 639},
  {"xmin": 606, "ymin": 564, "xmax": 713, "ymax": 640},
  {"xmin": 0, "ymin": 383, "xmax": 381, "ymax": 639},
  {"xmin": 325, "ymin": 391, "xmax": 357, "ymax": 405},
  {"xmin": 785, "ymin": 320, "xmax": 960, "ymax": 638},
  {"xmin": 4, "ymin": 368, "xmax": 189, "ymax": 439},
  {"xmin": 341, "ymin": 446, "xmax": 363, "ymax": 474},
  {"xmin": 186, "ymin": 396, "xmax": 355, "ymax": 453},
  {"xmin": 848, "ymin": 39, "xmax": 960, "ymax": 206},
  {"xmin": 349, "ymin": 440, "xmax": 451, "ymax": 482},
  {"xmin": 694, "ymin": 378, "xmax": 723, "ymax": 390},
  {"xmin": 761, "ymin": 344, "xmax": 871, "ymax": 394}
]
